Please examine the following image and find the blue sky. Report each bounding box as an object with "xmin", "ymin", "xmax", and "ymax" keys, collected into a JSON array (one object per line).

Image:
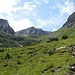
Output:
[{"xmin": 0, "ymin": 0, "xmax": 75, "ymax": 31}]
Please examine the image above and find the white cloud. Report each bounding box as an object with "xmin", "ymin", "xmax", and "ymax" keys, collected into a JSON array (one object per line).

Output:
[
  {"xmin": 58, "ymin": 0, "xmax": 75, "ymax": 15},
  {"xmin": 11, "ymin": 18, "xmax": 34, "ymax": 31},
  {"xmin": 34, "ymin": 18, "xmax": 57, "ymax": 29},
  {"xmin": 34, "ymin": 18, "xmax": 60, "ymax": 31},
  {"xmin": 34, "ymin": 0, "xmax": 49, "ymax": 4},
  {"xmin": 52, "ymin": 28, "xmax": 58, "ymax": 31},
  {"xmin": 36, "ymin": 19, "xmax": 47, "ymax": 27},
  {"xmin": 44, "ymin": 0, "xmax": 49, "ymax": 3},
  {"xmin": 0, "ymin": 0, "xmax": 20, "ymax": 13},
  {"xmin": 23, "ymin": 2, "xmax": 36, "ymax": 11},
  {"xmin": 33, "ymin": 0, "xmax": 41, "ymax": 5}
]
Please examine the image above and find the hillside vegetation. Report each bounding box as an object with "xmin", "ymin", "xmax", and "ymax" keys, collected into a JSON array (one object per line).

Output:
[
  {"xmin": 0, "ymin": 31, "xmax": 42, "ymax": 47},
  {"xmin": 49, "ymin": 25, "xmax": 75, "ymax": 40},
  {"xmin": 0, "ymin": 36, "xmax": 75, "ymax": 75}
]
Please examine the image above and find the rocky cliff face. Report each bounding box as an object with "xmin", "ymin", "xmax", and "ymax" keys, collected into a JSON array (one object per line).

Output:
[
  {"xmin": 62, "ymin": 12, "xmax": 75, "ymax": 28},
  {"xmin": 15, "ymin": 27, "xmax": 50, "ymax": 36},
  {"xmin": 0, "ymin": 19, "xmax": 15, "ymax": 35}
]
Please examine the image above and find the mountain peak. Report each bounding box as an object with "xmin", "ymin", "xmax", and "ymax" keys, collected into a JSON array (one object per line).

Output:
[
  {"xmin": 30, "ymin": 26, "xmax": 36, "ymax": 29},
  {"xmin": 0, "ymin": 19, "xmax": 15, "ymax": 35},
  {"xmin": 62, "ymin": 12, "xmax": 75, "ymax": 28},
  {"xmin": 15, "ymin": 26, "xmax": 50, "ymax": 36}
]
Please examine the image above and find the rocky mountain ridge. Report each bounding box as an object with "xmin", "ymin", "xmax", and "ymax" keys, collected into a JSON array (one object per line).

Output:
[
  {"xmin": 15, "ymin": 27, "xmax": 50, "ymax": 36},
  {"xmin": 0, "ymin": 19, "xmax": 15, "ymax": 35},
  {"xmin": 62, "ymin": 12, "xmax": 75, "ymax": 28},
  {"xmin": 0, "ymin": 19, "xmax": 50, "ymax": 36}
]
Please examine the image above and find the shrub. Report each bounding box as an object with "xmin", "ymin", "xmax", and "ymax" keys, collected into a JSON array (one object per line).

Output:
[
  {"xmin": 47, "ymin": 38, "xmax": 59, "ymax": 43},
  {"xmin": 62, "ymin": 35, "xmax": 68, "ymax": 39},
  {"xmin": 0, "ymin": 49, "xmax": 4, "ymax": 52},
  {"xmin": 5, "ymin": 53, "xmax": 11, "ymax": 60},
  {"xmin": 17, "ymin": 60, "xmax": 21, "ymax": 64}
]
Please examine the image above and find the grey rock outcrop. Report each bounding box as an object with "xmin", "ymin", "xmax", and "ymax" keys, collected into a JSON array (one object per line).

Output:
[
  {"xmin": 0, "ymin": 19, "xmax": 15, "ymax": 35},
  {"xmin": 62, "ymin": 12, "xmax": 75, "ymax": 28}
]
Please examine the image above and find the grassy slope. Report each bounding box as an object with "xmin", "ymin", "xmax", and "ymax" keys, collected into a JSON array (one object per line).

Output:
[
  {"xmin": 49, "ymin": 25, "xmax": 75, "ymax": 39},
  {"xmin": 1, "ymin": 26, "xmax": 75, "ymax": 75},
  {"xmin": 0, "ymin": 37, "xmax": 75, "ymax": 75}
]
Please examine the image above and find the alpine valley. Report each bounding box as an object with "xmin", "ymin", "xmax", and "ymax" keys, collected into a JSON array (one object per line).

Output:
[{"xmin": 0, "ymin": 12, "xmax": 75, "ymax": 75}]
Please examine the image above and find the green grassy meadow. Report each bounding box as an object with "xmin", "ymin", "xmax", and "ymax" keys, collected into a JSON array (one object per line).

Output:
[{"xmin": 0, "ymin": 36, "xmax": 75, "ymax": 75}]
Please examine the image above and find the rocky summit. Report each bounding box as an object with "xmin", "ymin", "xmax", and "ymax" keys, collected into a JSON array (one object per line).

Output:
[
  {"xmin": 62, "ymin": 12, "xmax": 75, "ymax": 28},
  {"xmin": 0, "ymin": 19, "xmax": 15, "ymax": 35},
  {"xmin": 15, "ymin": 27, "xmax": 50, "ymax": 36}
]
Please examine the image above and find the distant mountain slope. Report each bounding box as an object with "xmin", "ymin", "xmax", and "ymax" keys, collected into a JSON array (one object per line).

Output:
[
  {"xmin": 62, "ymin": 12, "xmax": 75, "ymax": 28},
  {"xmin": 0, "ymin": 31, "xmax": 41, "ymax": 47},
  {"xmin": 49, "ymin": 12, "xmax": 75, "ymax": 38},
  {"xmin": 15, "ymin": 27, "xmax": 50, "ymax": 36},
  {"xmin": 0, "ymin": 19, "xmax": 15, "ymax": 35}
]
